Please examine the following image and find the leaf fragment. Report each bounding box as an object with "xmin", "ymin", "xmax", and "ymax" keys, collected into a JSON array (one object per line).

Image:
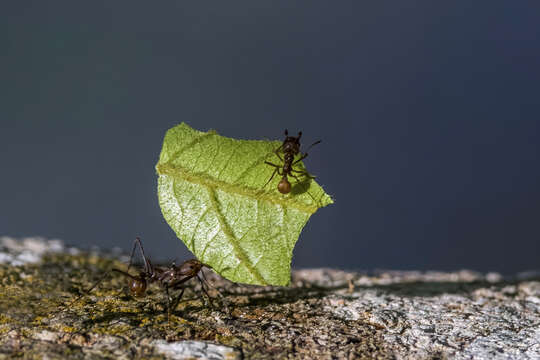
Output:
[{"xmin": 156, "ymin": 123, "xmax": 332, "ymax": 285}]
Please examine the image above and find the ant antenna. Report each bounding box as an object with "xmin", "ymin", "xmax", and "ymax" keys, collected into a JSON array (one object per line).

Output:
[
  {"xmin": 66, "ymin": 269, "xmax": 114, "ymax": 307},
  {"xmin": 304, "ymin": 140, "xmax": 321, "ymax": 153}
]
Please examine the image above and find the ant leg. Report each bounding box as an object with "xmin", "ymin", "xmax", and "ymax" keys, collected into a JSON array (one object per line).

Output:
[
  {"xmin": 196, "ymin": 275, "xmax": 215, "ymax": 309},
  {"xmin": 170, "ymin": 288, "xmax": 185, "ymax": 313},
  {"xmin": 265, "ymin": 162, "xmax": 283, "ymax": 176},
  {"xmin": 138, "ymin": 238, "xmax": 154, "ymax": 276},
  {"xmin": 265, "ymin": 161, "xmax": 281, "ymax": 168},
  {"xmin": 128, "ymin": 237, "xmax": 154, "ymax": 276},
  {"xmin": 273, "ymin": 145, "xmax": 284, "ymax": 162},
  {"xmin": 292, "ymin": 153, "xmax": 308, "ymax": 165},
  {"xmin": 111, "ymin": 268, "xmax": 138, "ymax": 280},
  {"xmin": 165, "ymin": 285, "xmax": 171, "ymax": 323},
  {"xmin": 290, "ymin": 173, "xmax": 302, "ymax": 184},
  {"xmin": 292, "ymin": 140, "xmax": 321, "ymax": 165},
  {"xmin": 127, "ymin": 239, "xmax": 138, "ymax": 273},
  {"xmin": 291, "ymin": 169, "xmax": 315, "ymax": 178},
  {"xmin": 200, "ymin": 269, "xmax": 229, "ymax": 313},
  {"xmin": 263, "ymin": 163, "xmax": 279, "ymax": 188}
]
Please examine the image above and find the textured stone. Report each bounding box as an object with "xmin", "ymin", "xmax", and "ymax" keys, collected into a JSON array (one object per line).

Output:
[
  {"xmin": 153, "ymin": 340, "xmax": 242, "ymax": 360},
  {"xmin": 0, "ymin": 236, "xmax": 538, "ymax": 359}
]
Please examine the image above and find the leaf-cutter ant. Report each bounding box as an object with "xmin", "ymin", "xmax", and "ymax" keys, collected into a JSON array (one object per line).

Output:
[
  {"xmin": 264, "ymin": 129, "xmax": 321, "ymax": 194},
  {"xmin": 70, "ymin": 237, "xmax": 223, "ymax": 322}
]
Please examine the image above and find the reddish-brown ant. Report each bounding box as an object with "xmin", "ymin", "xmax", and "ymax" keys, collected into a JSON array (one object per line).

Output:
[
  {"xmin": 70, "ymin": 237, "xmax": 222, "ymax": 321},
  {"xmin": 264, "ymin": 129, "xmax": 321, "ymax": 194}
]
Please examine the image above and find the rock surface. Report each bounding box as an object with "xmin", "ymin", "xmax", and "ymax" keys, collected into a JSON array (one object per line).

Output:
[{"xmin": 0, "ymin": 236, "xmax": 539, "ymax": 359}]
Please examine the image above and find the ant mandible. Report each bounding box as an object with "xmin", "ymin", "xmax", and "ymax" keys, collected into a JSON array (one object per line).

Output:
[
  {"xmin": 264, "ymin": 129, "xmax": 321, "ymax": 194},
  {"xmin": 70, "ymin": 237, "xmax": 220, "ymax": 322}
]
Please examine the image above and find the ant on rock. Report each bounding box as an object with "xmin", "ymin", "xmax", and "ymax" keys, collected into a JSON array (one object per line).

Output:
[
  {"xmin": 264, "ymin": 129, "xmax": 321, "ymax": 194},
  {"xmin": 70, "ymin": 237, "xmax": 222, "ymax": 321}
]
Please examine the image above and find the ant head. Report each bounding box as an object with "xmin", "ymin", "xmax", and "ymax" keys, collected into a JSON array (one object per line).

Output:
[
  {"xmin": 284, "ymin": 129, "xmax": 301, "ymax": 141},
  {"xmin": 278, "ymin": 177, "xmax": 292, "ymax": 194},
  {"xmin": 179, "ymin": 259, "xmax": 203, "ymax": 276},
  {"xmin": 129, "ymin": 276, "xmax": 147, "ymax": 297}
]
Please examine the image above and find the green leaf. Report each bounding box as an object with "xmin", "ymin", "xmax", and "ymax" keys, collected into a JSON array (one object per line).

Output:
[{"xmin": 156, "ymin": 123, "xmax": 333, "ymax": 286}]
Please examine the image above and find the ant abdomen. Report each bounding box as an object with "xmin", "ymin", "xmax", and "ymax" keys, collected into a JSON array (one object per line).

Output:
[
  {"xmin": 129, "ymin": 277, "xmax": 147, "ymax": 297},
  {"xmin": 278, "ymin": 178, "xmax": 291, "ymax": 194}
]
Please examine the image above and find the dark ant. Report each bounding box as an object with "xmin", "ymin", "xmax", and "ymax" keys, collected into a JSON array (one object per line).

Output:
[
  {"xmin": 264, "ymin": 129, "xmax": 321, "ymax": 194},
  {"xmin": 70, "ymin": 237, "xmax": 223, "ymax": 322}
]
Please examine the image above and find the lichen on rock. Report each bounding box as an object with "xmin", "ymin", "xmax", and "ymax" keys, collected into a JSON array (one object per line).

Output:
[{"xmin": 0, "ymin": 237, "xmax": 539, "ymax": 359}]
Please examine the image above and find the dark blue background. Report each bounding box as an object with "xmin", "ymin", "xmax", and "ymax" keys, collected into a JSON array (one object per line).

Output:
[{"xmin": 2, "ymin": 1, "xmax": 539, "ymax": 274}]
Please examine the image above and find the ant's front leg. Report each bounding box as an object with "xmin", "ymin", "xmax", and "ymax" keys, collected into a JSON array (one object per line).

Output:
[
  {"xmin": 293, "ymin": 140, "xmax": 321, "ymax": 165},
  {"xmin": 273, "ymin": 145, "xmax": 284, "ymax": 162}
]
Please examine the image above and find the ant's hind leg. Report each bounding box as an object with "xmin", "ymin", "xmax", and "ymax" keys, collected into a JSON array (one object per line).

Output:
[
  {"xmin": 111, "ymin": 268, "xmax": 138, "ymax": 280},
  {"xmin": 290, "ymin": 173, "xmax": 302, "ymax": 184},
  {"xmin": 292, "ymin": 153, "xmax": 308, "ymax": 165},
  {"xmin": 128, "ymin": 237, "xmax": 153, "ymax": 275},
  {"xmin": 127, "ymin": 239, "xmax": 138, "ymax": 273},
  {"xmin": 263, "ymin": 163, "xmax": 279, "ymax": 188},
  {"xmin": 291, "ymin": 169, "xmax": 315, "ymax": 178}
]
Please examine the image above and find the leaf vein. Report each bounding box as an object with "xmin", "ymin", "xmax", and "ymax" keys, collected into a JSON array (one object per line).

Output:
[
  {"xmin": 191, "ymin": 206, "xmax": 210, "ymax": 252},
  {"xmin": 200, "ymin": 230, "xmax": 219, "ymax": 260},
  {"xmin": 205, "ymin": 186, "xmax": 267, "ymax": 285},
  {"xmin": 232, "ymin": 146, "xmax": 275, "ymax": 184},
  {"xmin": 157, "ymin": 163, "xmax": 319, "ymax": 214},
  {"xmin": 167, "ymin": 131, "xmax": 216, "ymax": 165}
]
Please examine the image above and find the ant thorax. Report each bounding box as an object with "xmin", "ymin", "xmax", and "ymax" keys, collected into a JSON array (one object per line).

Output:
[{"xmin": 282, "ymin": 153, "xmax": 295, "ymax": 172}]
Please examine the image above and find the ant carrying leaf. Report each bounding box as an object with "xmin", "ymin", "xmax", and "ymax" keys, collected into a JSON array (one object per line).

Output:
[{"xmin": 69, "ymin": 237, "xmax": 226, "ymax": 322}]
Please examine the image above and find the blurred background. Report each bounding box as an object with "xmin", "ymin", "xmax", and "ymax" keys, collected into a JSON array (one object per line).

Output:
[{"xmin": 1, "ymin": 1, "xmax": 539, "ymax": 274}]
